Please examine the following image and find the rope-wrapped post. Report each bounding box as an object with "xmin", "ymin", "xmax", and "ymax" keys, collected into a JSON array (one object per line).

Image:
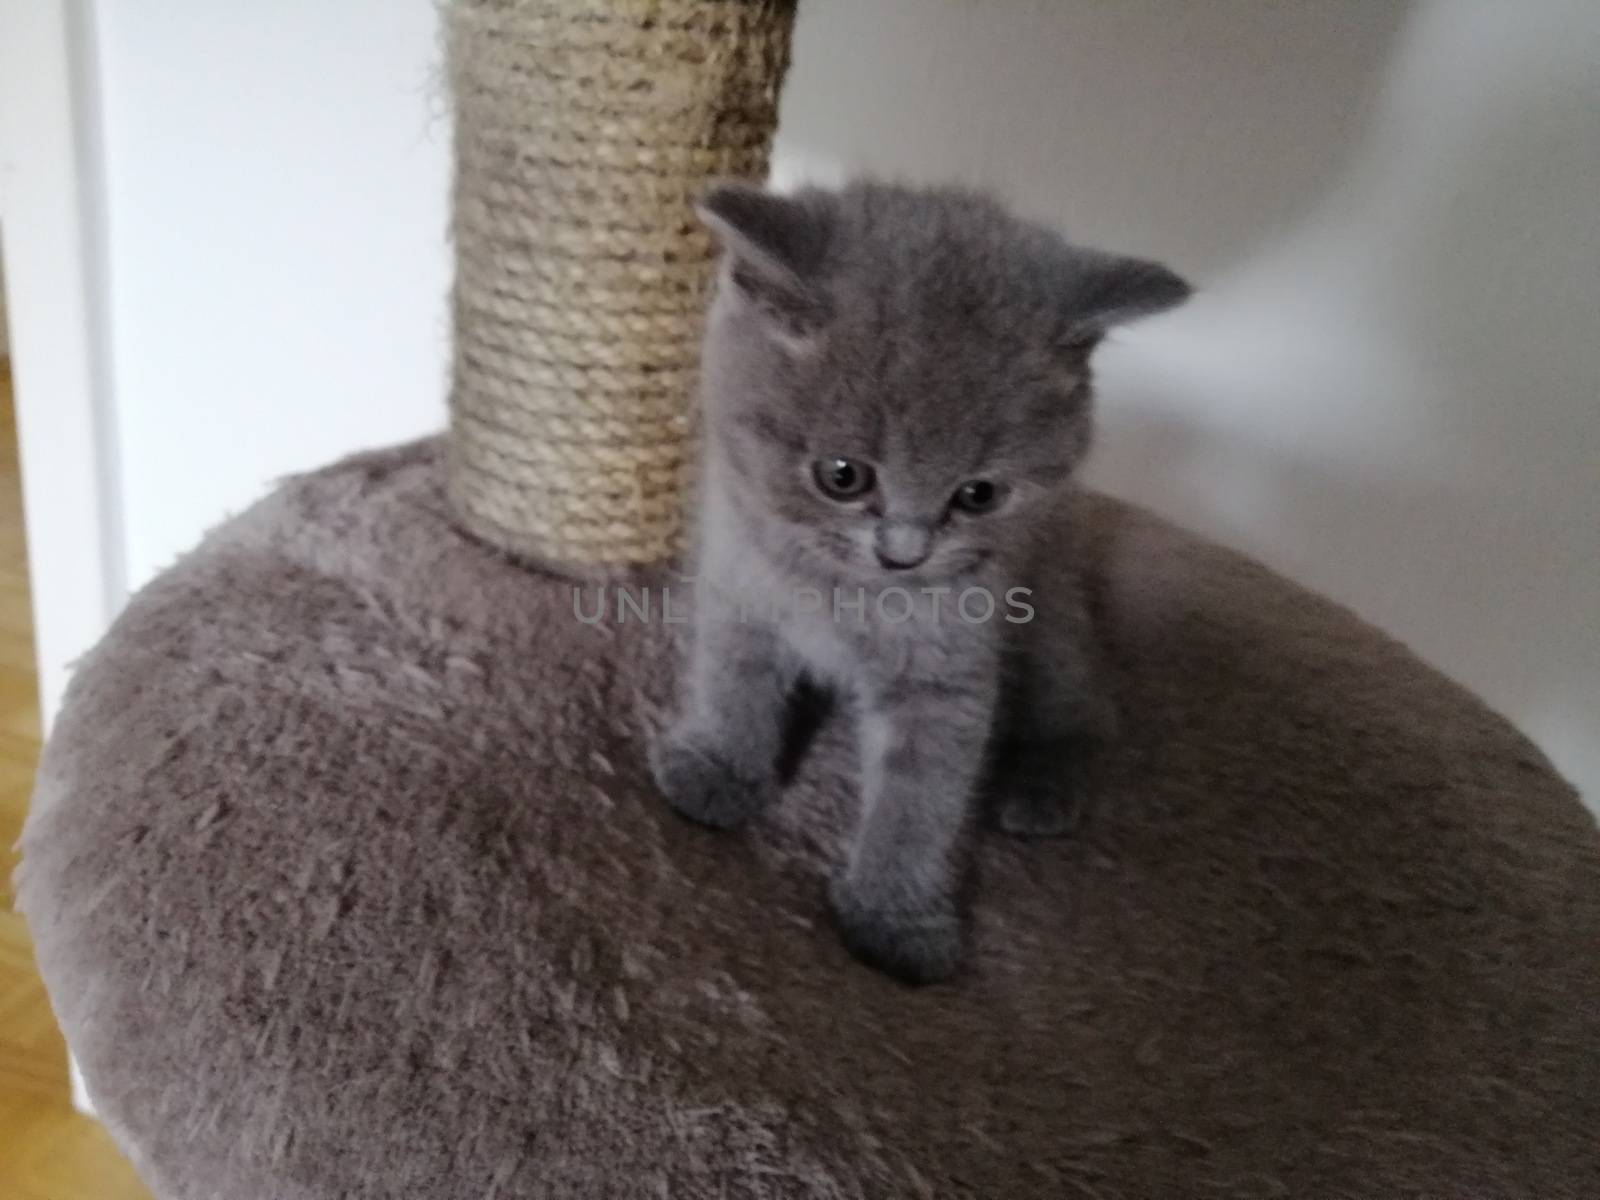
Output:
[{"xmin": 446, "ymin": 0, "xmax": 798, "ymax": 573}]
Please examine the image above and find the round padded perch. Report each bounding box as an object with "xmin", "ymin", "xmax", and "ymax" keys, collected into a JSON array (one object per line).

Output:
[{"xmin": 20, "ymin": 440, "xmax": 1600, "ymax": 1198}]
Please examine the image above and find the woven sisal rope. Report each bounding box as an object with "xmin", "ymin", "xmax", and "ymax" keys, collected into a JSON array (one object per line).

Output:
[{"xmin": 446, "ymin": 0, "xmax": 798, "ymax": 572}]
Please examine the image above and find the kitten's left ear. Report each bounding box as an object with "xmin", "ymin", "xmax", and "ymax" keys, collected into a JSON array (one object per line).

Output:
[
  {"xmin": 696, "ymin": 182, "xmax": 832, "ymax": 335},
  {"xmin": 1056, "ymin": 248, "xmax": 1192, "ymax": 353}
]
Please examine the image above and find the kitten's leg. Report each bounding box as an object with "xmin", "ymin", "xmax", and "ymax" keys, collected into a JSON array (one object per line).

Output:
[
  {"xmin": 993, "ymin": 594, "xmax": 1115, "ymax": 838},
  {"xmin": 992, "ymin": 735, "xmax": 1090, "ymax": 838},
  {"xmin": 831, "ymin": 671, "xmax": 997, "ymax": 985},
  {"xmin": 652, "ymin": 610, "xmax": 793, "ymax": 830}
]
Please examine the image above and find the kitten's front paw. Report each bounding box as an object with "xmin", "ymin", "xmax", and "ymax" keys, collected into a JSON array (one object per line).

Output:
[
  {"xmin": 651, "ymin": 729, "xmax": 775, "ymax": 831},
  {"xmin": 996, "ymin": 788, "xmax": 1082, "ymax": 839},
  {"xmin": 828, "ymin": 879, "xmax": 962, "ymax": 985},
  {"xmin": 990, "ymin": 742, "xmax": 1087, "ymax": 839}
]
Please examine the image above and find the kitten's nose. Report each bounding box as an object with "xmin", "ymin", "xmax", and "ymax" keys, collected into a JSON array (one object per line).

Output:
[{"xmin": 874, "ymin": 523, "xmax": 932, "ymax": 571}]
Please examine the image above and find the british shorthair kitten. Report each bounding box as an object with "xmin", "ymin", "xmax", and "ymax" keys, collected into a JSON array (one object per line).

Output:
[{"xmin": 651, "ymin": 181, "xmax": 1190, "ymax": 983}]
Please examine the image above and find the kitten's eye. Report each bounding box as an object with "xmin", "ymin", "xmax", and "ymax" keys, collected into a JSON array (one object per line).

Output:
[
  {"xmin": 952, "ymin": 479, "xmax": 1007, "ymax": 514},
  {"xmin": 811, "ymin": 457, "xmax": 875, "ymax": 501}
]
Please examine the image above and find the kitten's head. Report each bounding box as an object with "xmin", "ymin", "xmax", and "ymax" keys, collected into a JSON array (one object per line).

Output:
[{"xmin": 696, "ymin": 181, "xmax": 1189, "ymax": 582}]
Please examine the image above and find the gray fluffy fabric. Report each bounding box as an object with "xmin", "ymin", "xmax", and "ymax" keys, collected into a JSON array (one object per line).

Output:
[{"xmin": 19, "ymin": 438, "xmax": 1600, "ymax": 1199}]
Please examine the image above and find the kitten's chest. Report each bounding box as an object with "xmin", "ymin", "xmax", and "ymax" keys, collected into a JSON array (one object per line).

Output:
[
  {"xmin": 779, "ymin": 584, "xmax": 987, "ymax": 688},
  {"xmin": 699, "ymin": 529, "xmax": 998, "ymax": 686}
]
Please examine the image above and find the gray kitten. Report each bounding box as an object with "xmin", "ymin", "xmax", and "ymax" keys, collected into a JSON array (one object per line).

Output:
[{"xmin": 651, "ymin": 181, "xmax": 1189, "ymax": 984}]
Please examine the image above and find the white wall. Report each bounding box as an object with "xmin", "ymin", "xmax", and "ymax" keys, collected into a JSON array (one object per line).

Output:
[
  {"xmin": 89, "ymin": 0, "xmax": 451, "ymax": 591},
  {"xmin": 13, "ymin": 1, "xmax": 1598, "ymax": 804}
]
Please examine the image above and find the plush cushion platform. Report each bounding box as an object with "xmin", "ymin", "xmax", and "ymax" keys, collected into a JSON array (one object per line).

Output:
[{"xmin": 19, "ymin": 438, "xmax": 1599, "ymax": 1198}]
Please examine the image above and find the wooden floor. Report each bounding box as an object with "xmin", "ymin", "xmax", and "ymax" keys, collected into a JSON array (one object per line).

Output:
[{"xmin": 0, "ymin": 360, "xmax": 151, "ymax": 1197}]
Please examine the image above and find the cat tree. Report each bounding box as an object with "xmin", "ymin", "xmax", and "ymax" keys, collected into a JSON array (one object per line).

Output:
[{"xmin": 18, "ymin": 1, "xmax": 1599, "ymax": 1197}]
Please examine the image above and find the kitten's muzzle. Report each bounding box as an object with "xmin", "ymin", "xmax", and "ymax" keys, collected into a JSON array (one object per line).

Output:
[{"xmin": 874, "ymin": 522, "xmax": 933, "ymax": 571}]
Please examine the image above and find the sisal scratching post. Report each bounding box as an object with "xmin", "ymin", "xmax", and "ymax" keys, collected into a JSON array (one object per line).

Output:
[{"xmin": 446, "ymin": 0, "xmax": 798, "ymax": 573}]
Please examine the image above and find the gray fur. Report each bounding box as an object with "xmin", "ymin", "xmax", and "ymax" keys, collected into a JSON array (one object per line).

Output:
[{"xmin": 653, "ymin": 182, "xmax": 1190, "ymax": 982}]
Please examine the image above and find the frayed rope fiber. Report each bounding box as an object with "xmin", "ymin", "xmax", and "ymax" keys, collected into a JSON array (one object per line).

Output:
[{"xmin": 445, "ymin": 0, "xmax": 798, "ymax": 572}]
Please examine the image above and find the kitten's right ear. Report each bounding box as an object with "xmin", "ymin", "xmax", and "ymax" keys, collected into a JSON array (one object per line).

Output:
[
  {"xmin": 1053, "ymin": 248, "xmax": 1192, "ymax": 358},
  {"xmin": 696, "ymin": 183, "xmax": 830, "ymax": 333}
]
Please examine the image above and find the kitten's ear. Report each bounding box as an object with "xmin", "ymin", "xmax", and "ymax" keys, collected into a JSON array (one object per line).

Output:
[
  {"xmin": 1056, "ymin": 248, "xmax": 1191, "ymax": 354},
  {"xmin": 696, "ymin": 182, "xmax": 830, "ymax": 331}
]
